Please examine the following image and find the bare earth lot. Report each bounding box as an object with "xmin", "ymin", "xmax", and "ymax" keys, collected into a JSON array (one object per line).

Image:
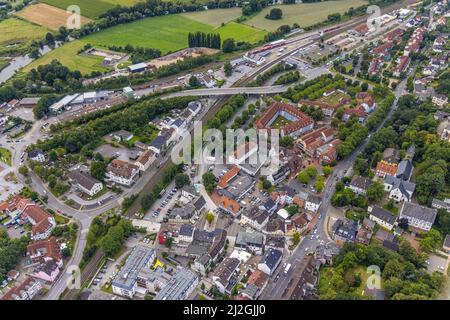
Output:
[{"xmin": 15, "ymin": 3, "xmax": 91, "ymax": 31}]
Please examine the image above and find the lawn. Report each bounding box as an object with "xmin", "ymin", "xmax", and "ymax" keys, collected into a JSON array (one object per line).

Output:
[
  {"xmin": 40, "ymin": 0, "xmax": 143, "ymax": 19},
  {"xmin": 215, "ymin": 21, "xmax": 266, "ymax": 43},
  {"xmin": 0, "ymin": 17, "xmax": 49, "ymax": 55},
  {"xmin": 244, "ymin": 0, "xmax": 368, "ymax": 31},
  {"xmin": 23, "ymin": 40, "xmax": 111, "ymax": 75},
  {"xmin": 270, "ymin": 115, "xmax": 291, "ymax": 129},
  {"xmin": 181, "ymin": 7, "xmax": 242, "ymax": 28},
  {"xmin": 0, "ymin": 147, "xmax": 12, "ymax": 166},
  {"xmin": 319, "ymin": 91, "xmax": 351, "ymax": 106}
]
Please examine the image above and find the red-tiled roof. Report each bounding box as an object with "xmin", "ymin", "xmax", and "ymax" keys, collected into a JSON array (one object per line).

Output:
[{"xmin": 218, "ymin": 166, "xmax": 240, "ymax": 189}]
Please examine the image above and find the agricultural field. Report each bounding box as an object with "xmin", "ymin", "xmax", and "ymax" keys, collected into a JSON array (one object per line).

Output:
[
  {"xmin": 244, "ymin": 0, "xmax": 368, "ymax": 31},
  {"xmin": 20, "ymin": 12, "xmax": 266, "ymax": 74},
  {"xmin": 15, "ymin": 3, "xmax": 91, "ymax": 31},
  {"xmin": 83, "ymin": 15, "xmax": 215, "ymax": 53},
  {"xmin": 39, "ymin": 0, "xmax": 143, "ymax": 19},
  {"xmin": 23, "ymin": 40, "xmax": 111, "ymax": 75},
  {"xmin": 0, "ymin": 17, "xmax": 49, "ymax": 56},
  {"xmin": 181, "ymin": 7, "xmax": 242, "ymax": 28}
]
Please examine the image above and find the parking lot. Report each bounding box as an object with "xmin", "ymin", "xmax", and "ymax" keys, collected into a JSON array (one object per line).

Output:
[{"xmin": 426, "ymin": 254, "xmax": 448, "ymax": 274}]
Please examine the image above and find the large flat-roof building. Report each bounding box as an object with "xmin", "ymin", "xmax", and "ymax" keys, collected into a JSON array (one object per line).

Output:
[{"xmin": 154, "ymin": 268, "xmax": 198, "ymax": 300}]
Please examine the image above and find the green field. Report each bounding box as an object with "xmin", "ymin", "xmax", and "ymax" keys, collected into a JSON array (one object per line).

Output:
[
  {"xmin": 181, "ymin": 7, "xmax": 242, "ymax": 28},
  {"xmin": 244, "ymin": 0, "xmax": 368, "ymax": 31},
  {"xmin": 40, "ymin": 0, "xmax": 143, "ymax": 19},
  {"xmin": 215, "ymin": 21, "xmax": 266, "ymax": 43},
  {"xmin": 84, "ymin": 15, "xmax": 216, "ymax": 53},
  {"xmin": 0, "ymin": 17, "xmax": 49, "ymax": 55},
  {"xmin": 23, "ymin": 40, "xmax": 111, "ymax": 75},
  {"xmin": 24, "ymin": 13, "xmax": 266, "ymax": 74}
]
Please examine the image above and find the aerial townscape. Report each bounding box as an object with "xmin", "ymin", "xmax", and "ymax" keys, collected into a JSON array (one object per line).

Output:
[{"xmin": 0, "ymin": 0, "xmax": 449, "ymax": 304}]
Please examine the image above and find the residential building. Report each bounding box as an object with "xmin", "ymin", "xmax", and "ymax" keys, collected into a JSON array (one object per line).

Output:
[
  {"xmin": 212, "ymin": 257, "xmax": 241, "ymax": 294},
  {"xmin": 168, "ymin": 203, "xmax": 197, "ymax": 222},
  {"xmin": 31, "ymin": 260, "xmax": 60, "ymax": 283},
  {"xmin": 149, "ymin": 135, "xmax": 168, "ymax": 154},
  {"xmin": 0, "ymin": 277, "xmax": 42, "ymax": 300},
  {"xmin": 28, "ymin": 149, "xmax": 45, "ymax": 163},
  {"xmin": 399, "ymin": 202, "xmax": 437, "ymax": 232},
  {"xmin": 281, "ymin": 255, "xmax": 319, "ymax": 300},
  {"xmin": 343, "ymin": 107, "xmax": 366, "ymax": 123},
  {"xmin": 348, "ymin": 175, "xmax": 371, "ymax": 195},
  {"xmin": 396, "ymin": 159, "xmax": 413, "ymax": 181},
  {"xmin": 23, "ymin": 205, "xmax": 56, "ymax": 240},
  {"xmin": 258, "ymin": 248, "xmax": 282, "ymax": 275},
  {"xmin": 432, "ymin": 94, "xmax": 448, "ymax": 107},
  {"xmin": 67, "ymin": 170, "xmax": 103, "ymax": 197},
  {"xmin": 305, "ymin": 194, "xmax": 322, "ymax": 213},
  {"xmin": 393, "ymin": 55, "xmax": 410, "ymax": 77},
  {"xmin": 105, "ymin": 159, "xmax": 139, "ymax": 186},
  {"xmin": 431, "ymin": 198, "xmax": 450, "ymax": 211},
  {"xmin": 134, "ymin": 149, "xmax": 156, "ymax": 171},
  {"xmin": 375, "ymin": 160, "xmax": 398, "ymax": 178},
  {"xmin": 332, "ymin": 219, "xmax": 358, "ymax": 244},
  {"xmin": 27, "ymin": 237, "xmax": 63, "ymax": 268},
  {"xmin": 178, "ymin": 224, "xmax": 195, "ymax": 243},
  {"xmin": 235, "ymin": 231, "xmax": 264, "ymax": 255},
  {"xmin": 443, "ymin": 235, "xmax": 450, "ymax": 253},
  {"xmin": 255, "ymin": 102, "xmax": 314, "ymax": 138},
  {"xmin": 368, "ymin": 206, "xmax": 396, "ymax": 230},
  {"xmin": 241, "ymin": 270, "xmax": 268, "ymax": 300},
  {"xmin": 384, "ymin": 175, "xmax": 415, "ymax": 202},
  {"xmin": 356, "ymin": 218, "xmax": 375, "ymax": 245},
  {"xmin": 297, "ymin": 126, "xmax": 335, "ymax": 158},
  {"xmin": 240, "ymin": 207, "xmax": 271, "ymax": 231}
]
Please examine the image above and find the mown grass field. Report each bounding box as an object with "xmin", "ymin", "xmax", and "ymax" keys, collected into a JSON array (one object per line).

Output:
[
  {"xmin": 23, "ymin": 40, "xmax": 111, "ymax": 75},
  {"xmin": 15, "ymin": 3, "xmax": 91, "ymax": 31},
  {"xmin": 0, "ymin": 17, "xmax": 49, "ymax": 55},
  {"xmin": 39, "ymin": 0, "xmax": 142, "ymax": 19},
  {"xmin": 83, "ymin": 15, "xmax": 216, "ymax": 53},
  {"xmin": 215, "ymin": 21, "xmax": 266, "ymax": 43},
  {"xmin": 181, "ymin": 7, "xmax": 242, "ymax": 28},
  {"xmin": 244, "ymin": 0, "xmax": 368, "ymax": 31}
]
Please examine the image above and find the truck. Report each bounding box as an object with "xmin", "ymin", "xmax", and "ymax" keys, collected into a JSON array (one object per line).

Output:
[{"xmin": 284, "ymin": 263, "xmax": 292, "ymax": 275}]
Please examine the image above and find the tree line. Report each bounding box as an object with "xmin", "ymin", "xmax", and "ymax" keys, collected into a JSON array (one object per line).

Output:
[{"xmin": 188, "ymin": 32, "xmax": 221, "ymax": 49}]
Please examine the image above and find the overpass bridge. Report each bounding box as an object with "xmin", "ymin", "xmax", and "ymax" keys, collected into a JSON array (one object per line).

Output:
[{"xmin": 164, "ymin": 85, "xmax": 290, "ymax": 98}]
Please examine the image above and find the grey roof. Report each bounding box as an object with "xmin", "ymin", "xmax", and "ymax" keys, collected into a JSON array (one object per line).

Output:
[
  {"xmin": 235, "ymin": 231, "xmax": 264, "ymax": 248},
  {"xmin": 350, "ymin": 175, "xmax": 371, "ymax": 191},
  {"xmin": 112, "ymin": 245, "xmax": 155, "ymax": 291},
  {"xmin": 400, "ymin": 202, "xmax": 437, "ymax": 224},
  {"xmin": 193, "ymin": 229, "xmax": 215, "ymax": 243},
  {"xmin": 243, "ymin": 207, "xmax": 271, "ymax": 225},
  {"xmin": 68, "ymin": 170, "xmax": 101, "ymax": 191},
  {"xmin": 431, "ymin": 198, "xmax": 450, "ymax": 210},
  {"xmin": 182, "ymin": 185, "xmax": 197, "ymax": 196},
  {"xmin": 179, "ymin": 224, "xmax": 194, "ymax": 237},
  {"xmin": 154, "ymin": 268, "xmax": 198, "ymax": 300},
  {"xmin": 193, "ymin": 196, "xmax": 206, "ymax": 210},
  {"xmin": 112, "ymin": 130, "xmax": 133, "ymax": 140},
  {"xmin": 262, "ymin": 198, "xmax": 276, "ymax": 211},
  {"xmin": 259, "ymin": 249, "xmax": 282, "ymax": 271},
  {"xmin": 332, "ymin": 219, "xmax": 358, "ymax": 242},
  {"xmin": 385, "ymin": 175, "xmax": 415, "ymax": 200},
  {"xmin": 19, "ymin": 97, "xmax": 40, "ymax": 105},
  {"xmin": 219, "ymin": 175, "xmax": 254, "ymax": 200},
  {"xmin": 280, "ymin": 185, "xmax": 296, "ymax": 197},
  {"xmin": 209, "ymin": 229, "xmax": 227, "ymax": 260},
  {"xmin": 172, "ymin": 118, "xmax": 184, "ymax": 128},
  {"xmin": 28, "ymin": 149, "xmax": 44, "ymax": 159},
  {"xmin": 150, "ymin": 135, "xmax": 168, "ymax": 150},
  {"xmin": 168, "ymin": 203, "xmax": 196, "ymax": 220},
  {"xmin": 307, "ymin": 194, "xmax": 322, "ymax": 204},
  {"xmin": 370, "ymin": 206, "xmax": 396, "ymax": 225},
  {"xmin": 188, "ymin": 101, "xmax": 201, "ymax": 112},
  {"xmin": 396, "ymin": 159, "xmax": 413, "ymax": 180},
  {"xmin": 214, "ymin": 257, "xmax": 240, "ymax": 287},
  {"xmin": 265, "ymin": 236, "xmax": 285, "ymax": 249}
]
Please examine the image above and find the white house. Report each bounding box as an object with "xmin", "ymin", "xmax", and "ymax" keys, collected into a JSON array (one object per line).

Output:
[
  {"xmin": 384, "ymin": 175, "xmax": 415, "ymax": 202},
  {"xmin": 399, "ymin": 202, "xmax": 437, "ymax": 232},
  {"xmin": 28, "ymin": 149, "xmax": 45, "ymax": 163},
  {"xmin": 258, "ymin": 249, "xmax": 282, "ymax": 276},
  {"xmin": 105, "ymin": 159, "xmax": 139, "ymax": 186},
  {"xmin": 368, "ymin": 206, "xmax": 396, "ymax": 230},
  {"xmin": 67, "ymin": 170, "xmax": 103, "ymax": 197},
  {"xmin": 305, "ymin": 194, "xmax": 322, "ymax": 213}
]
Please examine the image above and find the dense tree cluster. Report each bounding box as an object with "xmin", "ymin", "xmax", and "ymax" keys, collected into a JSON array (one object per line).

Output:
[
  {"xmin": 0, "ymin": 229, "xmax": 29, "ymax": 282},
  {"xmin": 206, "ymin": 94, "xmax": 246, "ymax": 132},
  {"xmin": 265, "ymin": 8, "xmax": 283, "ymax": 20},
  {"xmin": 273, "ymin": 70, "xmax": 301, "ymax": 85},
  {"xmin": 34, "ymin": 96, "xmax": 196, "ymax": 155},
  {"xmin": 242, "ymin": 0, "xmax": 270, "ymax": 16},
  {"xmin": 318, "ymin": 241, "xmax": 443, "ymax": 300},
  {"xmin": 188, "ymin": 32, "xmax": 221, "ymax": 49},
  {"xmin": 249, "ymin": 62, "xmax": 295, "ymax": 87}
]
